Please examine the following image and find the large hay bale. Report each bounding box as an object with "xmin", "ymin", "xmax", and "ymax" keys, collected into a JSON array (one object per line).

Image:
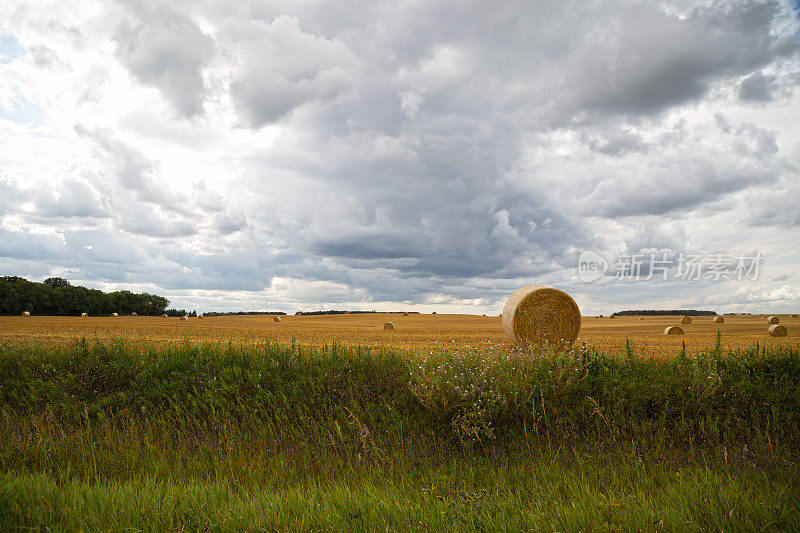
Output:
[
  {"xmin": 111, "ymin": 313, "xmax": 118, "ymax": 317},
  {"xmin": 713, "ymin": 316, "xmax": 724, "ymax": 324},
  {"xmin": 664, "ymin": 326, "xmax": 684, "ymax": 335},
  {"xmin": 501, "ymin": 285, "xmax": 581, "ymax": 347},
  {"xmin": 681, "ymin": 316, "xmax": 692, "ymax": 324},
  {"xmin": 274, "ymin": 316, "xmax": 281, "ymax": 322},
  {"xmin": 21, "ymin": 311, "xmax": 30, "ymax": 317},
  {"xmin": 383, "ymin": 322, "xmax": 395, "ymax": 330},
  {"xmin": 81, "ymin": 312, "xmax": 88, "ymax": 317},
  {"xmin": 768, "ymin": 324, "xmax": 787, "ymax": 337},
  {"xmin": 767, "ymin": 316, "xmax": 779, "ymax": 324}
]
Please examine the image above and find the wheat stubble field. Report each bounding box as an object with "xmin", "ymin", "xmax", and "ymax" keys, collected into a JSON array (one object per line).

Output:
[{"xmin": 1, "ymin": 312, "xmax": 797, "ymax": 357}]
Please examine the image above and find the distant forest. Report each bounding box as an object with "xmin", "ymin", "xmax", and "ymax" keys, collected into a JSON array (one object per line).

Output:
[
  {"xmin": 203, "ymin": 311, "xmax": 287, "ymax": 317},
  {"xmin": 294, "ymin": 310, "xmax": 420, "ymax": 316},
  {"xmin": 611, "ymin": 310, "xmax": 717, "ymax": 317},
  {"xmin": 0, "ymin": 276, "xmax": 170, "ymax": 316}
]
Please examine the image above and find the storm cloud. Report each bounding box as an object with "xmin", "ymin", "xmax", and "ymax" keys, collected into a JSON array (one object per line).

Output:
[{"xmin": 0, "ymin": 0, "xmax": 798, "ymax": 314}]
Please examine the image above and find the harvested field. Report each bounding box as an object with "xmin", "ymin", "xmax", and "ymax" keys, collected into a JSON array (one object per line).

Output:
[{"xmin": 0, "ymin": 313, "xmax": 796, "ymax": 357}]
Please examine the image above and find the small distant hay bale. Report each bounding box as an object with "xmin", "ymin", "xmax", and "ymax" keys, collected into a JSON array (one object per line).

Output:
[
  {"xmin": 713, "ymin": 316, "xmax": 724, "ymax": 324},
  {"xmin": 598, "ymin": 314, "xmax": 604, "ymax": 318},
  {"xmin": 197, "ymin": 314, "xmax": 204, "ymax": 319},
  {"xmin": 21, "ymin": 311, "xmax": 30, "ymax": 317},
  {"xmin": 383, "ymin": 322, "xmax": 395, "ymax": 330},
  {"xmin": 768, "ymin": 324, "xmax": 787, "ymax": 337},
  {"xmin": 790, "ymin": 314, "xmax": 797, "ymax": 319},
  {"xmin": 680, "ymin": 316, "xmax": 692, "ymax": 324},
  {"xmin": 111, "ymin": 313, "xmax": 118, "ymax": 317},
  {"xmin": 639, "ymin": 317, "xmax": 644, "ymax": 320},
  {"xmin": 180, "ymin": 316, "xmax": 188, "ymax": 321},
  {"xmin": 501, "ymin": 285, "xmax": 581, "ymax": 347},
  {"xmin": 161, "ymin": 314, "xmax": 168, "ymax": 318},
  {"xmin": 403, "ymin": 312, "xmax": 408, "ymax": 316},
  {"xmin": 482, "ymin": 314, "xmax": 486, "ymax": 316},
  {"xmin": 609, "ymin": 315, "xmax": 615, "ymax": 319},
  {"xmin": 81, "ymin": 312, "xmax": 88, "ymax": 317},
  {"xmin": 431, "ymin": 311, "xmax": 436, "ymax": 315},
  {"xmin": 132, "ymin": 312, "xmax": 137, "ymax": 316},
  {"xmin": 766, "ymin": 316, "xmax": 779, "ymax": 324},
  {"xmin": 664, "ymin": 326, "xmax": 684, "ymax": 335},
  {"xmin": 274, "ymin": 316, "xmax": 281, "ymax": 322}
]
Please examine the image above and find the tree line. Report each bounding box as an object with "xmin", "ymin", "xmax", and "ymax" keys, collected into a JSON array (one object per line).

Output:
[
  {"xmin": 0, "ymin": 276, "xmax": 170, "ymax": 316},
  {"xmin": 611, "ymin": 310, "xmax": 717, "ymax": 317}
]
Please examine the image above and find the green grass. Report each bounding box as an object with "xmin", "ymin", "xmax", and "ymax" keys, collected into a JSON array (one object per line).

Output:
[{"xmin": 0, "ymin": 338, "xmax": 798, "ymax": 530}]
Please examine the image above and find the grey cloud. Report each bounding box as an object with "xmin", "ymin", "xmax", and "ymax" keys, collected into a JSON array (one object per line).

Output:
[
  {"xmin": 32, "ymin": 179, "xmax": 108, "ymax": 219},
  {"xmin": 738, "ymin": 72, "xmax": 777, "ymax": 101},
  {"xmin": 29, "ymin": 44, "xmax": 60, "ymax": 68},
  {"xmin": 584, "ymin": 128, "xmax": 647, "ymax": 156},
  {"xmin": 225, "ymin": 15, "xmax": 357, "ymax": 128},
  {"xmin": 0, "ymin": 229, "xmax": 67, "ymax": 261},
  {"xmin": 114, "ymin": 2, "xmax": 214, "ymax": 118},
  {"xmin": 583, "ymin": 118, "xmax": 784, "ymax": 217},
  {"xmin": 116, "ymin": 202, "xmax": 199, "ymax": 238}
]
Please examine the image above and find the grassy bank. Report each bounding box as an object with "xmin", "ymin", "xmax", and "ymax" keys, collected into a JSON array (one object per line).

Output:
[{"xmin": 1, "ymin": 339, "xmax": 798, "ymax": 530}]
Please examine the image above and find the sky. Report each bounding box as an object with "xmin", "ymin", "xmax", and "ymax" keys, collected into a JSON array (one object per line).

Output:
[{"xmin": 0, "ymin": 0, "xmax": 799, "ymax": 315}]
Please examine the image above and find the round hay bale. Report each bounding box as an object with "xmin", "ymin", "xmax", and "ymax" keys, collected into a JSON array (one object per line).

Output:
[
  {"xmin": 768, "ymin": 324, "xmax": 787, "ymax": 337},
  {"xmin": 161, "ymin": 314, "xmax": 168, "ymax": 318},
  {"xmin": 383, "ymin": 322, "xmax": 395, "ymax": 330},
  {"xmin": 609, "ymin": 315, "xmax": 615, "ymax": 319},
  {"xmin": 274, "ymin": 316, "xmax": 281, "ymax": 322},
  {"xmin": 766, "ymin": 316, "xmax": 779, "ymax": 324},
  {"xmin": 639, "ymin": 317, "xmax": 644, "ymax": 320},
  {"xmin": 197, "ymin": 314, "xmax": 204, "ymax": 319},
  {"xmin": 180, "ymin": 316, "xmax": 188, "ymax": 321},
  {"xmin": 403, "ymin": 312, "xmax": 408, "ymax": 316},
  {"xmin": 111, "ymin": 313, "xmax": 118, "ymax": 317},
  {"xmin": 790, "ymin": 314, "xmax": 797, "ymax": 319},
  {"xmin": 21, "ymin": 311, "xmax": 30, "ymax": 317},
  {"xmin": 680, "ymin": 316, "xmax": 692, "ymax": 324},
  {"xmin": 431, "ymin": 311, "xmax": 436, "ymax": 315},
  {"xmin": 81, "ymin": 312, "xmax": 88, "ymax": 317},
  {"xmin": 501, "ymin": 285, "xmax": 581, "ymax": 347},
  {"xmin": 664, "ymin": 326, "xmax": 684, "ymax": 335},
  {"xmin": 713, "ymin": 316, "xmax": 724, "ymax": 324},
  {"xmin": 132, "ymin": 312, "xmax": 137, "ymax": 316},
  {"xmin": 598, "ymin": 314, "xmax": 604, "ymax": 318}
]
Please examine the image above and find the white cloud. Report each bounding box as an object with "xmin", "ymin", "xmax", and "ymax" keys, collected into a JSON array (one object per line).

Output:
[{"xmin": 0, "ymin": 0, "xmax": 798, "ymax": 314}]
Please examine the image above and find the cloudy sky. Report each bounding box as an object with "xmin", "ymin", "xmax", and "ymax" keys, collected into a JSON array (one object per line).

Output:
[{"xmin": 1, "ymin": 0, "xmax": 799, "ymax": 315}]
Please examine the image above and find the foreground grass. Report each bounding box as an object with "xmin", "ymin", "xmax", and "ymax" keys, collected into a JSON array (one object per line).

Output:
[
  {"xmin": 2, "ymin": 458, "xmax": 797, "ymax": 531},
  {"xmin": 0, "ymin": 338, "xmax": 798, "ymax": 530}
]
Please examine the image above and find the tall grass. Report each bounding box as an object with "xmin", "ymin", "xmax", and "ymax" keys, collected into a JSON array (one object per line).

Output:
[{"xmin": 0, "ymin": 338, "xmax": 798, "ymax": 529}]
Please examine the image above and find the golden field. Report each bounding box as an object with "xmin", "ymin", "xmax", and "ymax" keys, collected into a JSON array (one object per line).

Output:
[{"xmin": 1, "ymin": 313, "xmax": 797, "ymax": 357}]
